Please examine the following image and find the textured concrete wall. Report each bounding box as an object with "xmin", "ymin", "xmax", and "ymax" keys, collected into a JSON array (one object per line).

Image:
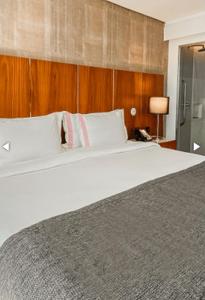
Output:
[{"xmin": 0, "ymin": 0, "xmax": 168, "ymax": 74}]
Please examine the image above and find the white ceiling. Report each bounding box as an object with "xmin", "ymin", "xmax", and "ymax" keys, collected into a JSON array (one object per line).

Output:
[{"xmin": 107, "ymin": 0, "xmax": 205, "ymax": 22}]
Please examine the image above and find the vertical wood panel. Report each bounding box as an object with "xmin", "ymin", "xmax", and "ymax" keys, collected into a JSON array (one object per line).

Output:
[
  {"xmin": 31, "ymin": 60, "xmax": 77, "ymax": 116},
  {"xmin": 114, "ymin": 70, "xmax": 142, "ymax": 137},
  {"xmin": 140, "ymin": 73, "xmax": 164, "ymax": 136},
  {"xmin": 79, "ymin": 66, "xmax": 113, "ymax": 113},
  {"xmin": 0, "ymin": 55, "xmax": 30, "ymax": 118},
  {"xmin": 0, "ymin": 54, "xmax": 164, "ymax": 140},
  {"xmin": 114, "ymin": 70, "xmax": 164, "ymax": 137}
]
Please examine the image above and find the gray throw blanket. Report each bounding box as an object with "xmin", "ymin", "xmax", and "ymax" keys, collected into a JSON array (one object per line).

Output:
[{"xmin": 1, "ymin": 162, "xmax": 205, "ymax": 300}]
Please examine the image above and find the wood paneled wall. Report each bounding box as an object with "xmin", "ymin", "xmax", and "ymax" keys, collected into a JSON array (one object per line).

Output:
[
  {"xmin": 79, "ymin": 66, "xmax": 113, "ymax": 113},
  {"xmin": 114, "ymin": 70, "xmax": 142, "ymax": 136},
  {"xmin": 0, "ymin": 56, "xmax": 30, "ymax": 118},
  {"xmin": 31, "ymin": 60, "xmax": 77, "ymax": 115},
  {"xmin": 0, "ymin": 55, "xmax": 164, "ymax": 137},
  {"xmin": 141, "ymin": 73, "xmax": 164, "ymax": 136}
]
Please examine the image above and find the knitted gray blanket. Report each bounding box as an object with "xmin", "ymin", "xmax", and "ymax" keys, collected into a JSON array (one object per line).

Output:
[{"xmin": 1, "ymin": 162, "xmax": 205, "ymax": 300}]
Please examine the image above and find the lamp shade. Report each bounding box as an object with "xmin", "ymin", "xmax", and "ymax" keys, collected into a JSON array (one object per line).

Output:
[{"xmin": 149, "ymin": 97, "xmax": 169, "ymax": 115}]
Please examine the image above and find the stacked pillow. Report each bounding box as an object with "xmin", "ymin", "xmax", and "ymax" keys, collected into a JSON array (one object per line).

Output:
[
  {"xmin": 63, "ymin": 112, "xmax": 81, "ymax": 148},
  {"xmin": 63, "ymin": 109, "xmax": 128, "ymax": 148},
  {"xmin": 0, "ymin": 110, "xmax": 128, "ymax": 164}
]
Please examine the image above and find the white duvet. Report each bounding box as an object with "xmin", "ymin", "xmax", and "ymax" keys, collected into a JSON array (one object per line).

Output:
[{"xmin": 0, "ymin": 141, "xmax": 204, "ymax": 247}]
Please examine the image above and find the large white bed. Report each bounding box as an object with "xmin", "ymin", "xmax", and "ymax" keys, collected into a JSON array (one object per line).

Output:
[{"xmin": 1, "ymin": 141, "xmax": 204, "ymax": 247}]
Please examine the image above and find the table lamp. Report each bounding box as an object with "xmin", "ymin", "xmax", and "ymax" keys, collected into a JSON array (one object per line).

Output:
[{"xmin": 149, "ymin": 97, "xmax": 169, "ymax": 143}]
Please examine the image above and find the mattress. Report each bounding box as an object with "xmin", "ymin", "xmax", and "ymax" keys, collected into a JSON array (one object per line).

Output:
[{"xmin": 0, "ymin": 141, "xmax": 204, "ymax": 247}]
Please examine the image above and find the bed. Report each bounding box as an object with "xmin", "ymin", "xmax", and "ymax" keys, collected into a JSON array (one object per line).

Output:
[{"xmin": 1, "ymin": 141, "xmax": 205, "ymax": 299}]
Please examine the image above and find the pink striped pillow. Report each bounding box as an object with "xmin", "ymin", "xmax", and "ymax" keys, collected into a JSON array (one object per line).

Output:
[
  {"xmin": 78, "ymin": 114, "xmax": 90, "ymax": 147},
  {"xmin": 63, "ymin": 112, "xmax": 81, "ymax": 148}
]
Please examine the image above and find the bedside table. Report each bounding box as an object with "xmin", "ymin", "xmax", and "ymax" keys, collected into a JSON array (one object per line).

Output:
[{"xmin": 156, "ymin": 139, "xmax": 177, "ymax": 150}]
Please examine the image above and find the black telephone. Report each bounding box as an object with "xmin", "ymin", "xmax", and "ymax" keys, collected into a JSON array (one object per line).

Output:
[{"xmin": 133, "ymin": 127, "xmax": 152, "ymax": 142}]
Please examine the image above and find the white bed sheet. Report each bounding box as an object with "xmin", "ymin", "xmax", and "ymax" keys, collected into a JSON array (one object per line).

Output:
[{"xmin": 0, "ymin": 141, "xmax": 204, "ymax": 247}]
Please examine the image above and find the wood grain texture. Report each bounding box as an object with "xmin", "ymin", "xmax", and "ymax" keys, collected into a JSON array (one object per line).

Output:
[
  {"xmin": 114, "ymin": 70, "xmax": 142, "ymax": 137},
  {"xmin": 0, "ymin": 54, "xmax": 165, "ymax": 141},
  {"xmin": 160, "ymin": 140, "xmax": 176, "ymax": 150},
  {"xmin": 0, "ymin": 55, "xmax": 30, "ymax": 118},
  {"xmin": 140, "ymin": 73, "xmax": 164, "ymax": 136},
  {"xmin": 114, "ymin": 71, "xmax": 164, "ymax": 137},
  {"xmin": 79, "ymin": 66, "xmax": 113, "ymax": 113},
  {"xmin": 31, "ymin": 60, "xmax": 77, "ymax": 116}
]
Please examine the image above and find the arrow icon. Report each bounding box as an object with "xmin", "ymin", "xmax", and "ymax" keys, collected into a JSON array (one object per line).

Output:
[
  {"xmin": 2, "ymin": 142, "xmax": 11, "ymax": 152},
  {"xmin": 193, "ymin": 143, "xmax": 200, "ymax": 151}
]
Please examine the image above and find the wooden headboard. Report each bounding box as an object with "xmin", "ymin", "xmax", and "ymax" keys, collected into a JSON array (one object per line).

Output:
[{"xmin": 0, "ymin": 55, "xmax": 164, "ymax": 137}]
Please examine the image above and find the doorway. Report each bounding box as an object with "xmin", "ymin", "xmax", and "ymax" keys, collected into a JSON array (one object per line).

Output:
[{"xmin": 177, "ymin": 43, "xmax": 205, "ymax": 155}]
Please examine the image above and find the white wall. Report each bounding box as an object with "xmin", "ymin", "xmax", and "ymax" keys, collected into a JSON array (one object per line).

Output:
[
  {"xmin": 165, "ymin": 12, "xmax": 205, "ymax": 41},
  {"xmin": 165, "ymin": 12, "xmax": 205, "ymax": 139}
]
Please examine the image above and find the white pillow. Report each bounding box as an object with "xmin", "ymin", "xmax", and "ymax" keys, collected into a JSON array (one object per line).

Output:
[
  {"xmin": 44, "ymin": 112, "xmax": 63, "ymax": 137},
  {"xmin": 78, "ymin": 110, "xmax": 128, "ymax": 147},
  {"xmin": 0, "ymin": 114, "xmax": 62, "ymax": 163},
  {"xmin": 0, "ymin": 112, "xmax": 63, "ymax": 137},
  {"xmin": 63, "ymin": 112, "xmax": 81, "ymax": 148}
]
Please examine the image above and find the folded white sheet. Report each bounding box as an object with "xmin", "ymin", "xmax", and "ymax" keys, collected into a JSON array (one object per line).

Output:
[{"xmin": 0, "ymin": 141, "xmax": 156, "ymax": 178}]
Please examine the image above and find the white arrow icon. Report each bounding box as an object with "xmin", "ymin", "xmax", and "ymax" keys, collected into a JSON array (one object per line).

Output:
[
  {"xmin": 193, "ymin": 143, "xmax": 200, "ymax": 151},
  {"xmin": 2, "ymin": 142, "xmax": 11, "ymax": 152}
]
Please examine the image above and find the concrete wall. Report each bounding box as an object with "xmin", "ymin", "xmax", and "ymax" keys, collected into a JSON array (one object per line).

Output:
[{"xmin": 0, "ymin": 0, "xmax": 168, "ymax": 74}]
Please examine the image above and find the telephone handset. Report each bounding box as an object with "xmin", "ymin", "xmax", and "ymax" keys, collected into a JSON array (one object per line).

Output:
[{"xmin": 133, "ymin": 127, "xmax": 152, "ymax": 142}]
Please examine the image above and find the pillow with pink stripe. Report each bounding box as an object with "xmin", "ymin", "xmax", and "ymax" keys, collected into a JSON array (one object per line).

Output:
[
  {"xmin": 63, "ymin": 112, "xmax": 81, "ymax": 148},
  {"xmin": 78, "ymin": 110, "xmax": 128, "ymax": 147}
]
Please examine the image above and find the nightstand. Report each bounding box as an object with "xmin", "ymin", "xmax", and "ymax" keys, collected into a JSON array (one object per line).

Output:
[{"xmin": 156, "ymin": 139, "xmax": 177, "ymax": 150}]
